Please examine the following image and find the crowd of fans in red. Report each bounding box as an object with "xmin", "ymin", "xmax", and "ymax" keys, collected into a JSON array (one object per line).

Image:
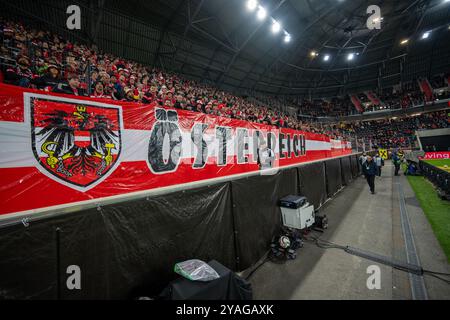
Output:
[{"xmin": 0, "ymin": 18, "xmax": 449, "ymax": 149}]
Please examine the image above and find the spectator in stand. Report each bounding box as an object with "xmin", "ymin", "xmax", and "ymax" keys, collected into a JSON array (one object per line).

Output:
[
  {"xmin": 53, "ymin": 74, "xmax": 82, "ymax": 96},
  {"xmin": 31, "ymin": 64, "xmax": 60, "ymax": 90},
  {"xmin": 90, "ymin": 81, "xmax": 110, "ymax": 99},
  {"xmin": 4, "ymin": 55, "xmax": 33, "ymax": 87}
]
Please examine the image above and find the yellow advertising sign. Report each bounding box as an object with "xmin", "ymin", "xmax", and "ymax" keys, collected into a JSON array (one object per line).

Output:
[{"xmin": 379, "ymin": 149, "xmax": 388, "ymax": 160}]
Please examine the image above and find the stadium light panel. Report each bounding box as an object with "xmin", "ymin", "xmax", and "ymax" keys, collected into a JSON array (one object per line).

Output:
[
  {"xmin": 421, "ymin": 31, "xmax": 430, "ymax": 39},
  {"xmin": 347, "ymin": 53, "xmax": 354, "ymax": 61},
  {"xmin": 271, "ymin": 20, "xmax": 281, "ymax": 33},
  {"xmin": 323, "ymin": 54, "xmax": 330, "ymax": 61},
  {"xmin": 247, "ymin": 0, "xmax": 258, "ymax": 11},
  {"xmin": 284, "ymin": 33, "xmax": 291, "ymax": 43},
  {"xmin": 257, "ymin": 5, "xmax": 266, "ymax": 20}
]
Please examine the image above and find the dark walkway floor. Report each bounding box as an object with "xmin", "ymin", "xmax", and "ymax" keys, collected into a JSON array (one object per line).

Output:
[{"xmin": 247, "ymin": 162, "xmax": 450, "ymax": 299}]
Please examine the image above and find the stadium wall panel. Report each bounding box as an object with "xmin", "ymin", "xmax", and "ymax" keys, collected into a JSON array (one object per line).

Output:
[
  {"xmin": 325, "ymin": 158, "xmax": 343, "ymax": 197},
  {"xmin": 298, "ymin": 162, "xmax": 327, "ymax": 210}
]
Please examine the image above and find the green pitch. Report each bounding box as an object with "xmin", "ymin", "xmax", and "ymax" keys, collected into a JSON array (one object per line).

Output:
[
  {"xmin": 424, "ymin": 159, "xmax": 450, "ymax": 172},
  {"xmin": 406, "ymin": 172, "xmax": 450, "ymax": 262}
]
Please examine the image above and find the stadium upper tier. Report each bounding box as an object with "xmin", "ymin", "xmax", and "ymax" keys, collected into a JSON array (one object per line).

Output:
[{"xmin": 0, "ymin": 18, "xmax": 449, "ymax": 148}]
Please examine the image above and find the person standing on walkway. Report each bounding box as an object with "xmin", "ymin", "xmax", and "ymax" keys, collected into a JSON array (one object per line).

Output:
[
  {"xmin": 359, "ymin": 152, "xmax": 367, "ymax": 166},
  {"xmin": 392, "ymin": 152, "xmax": 401, "ymax": 176},
  {"xmin": 363, "ymin": 156, "xmax": 377, "ymax": 194},
  {"xmin": 375, "ymin": 153, "xmax": 383, "ymax": 177},
  {"xmin": 359, "ymin": 152, "xmax": 368, "ymax": 176}
]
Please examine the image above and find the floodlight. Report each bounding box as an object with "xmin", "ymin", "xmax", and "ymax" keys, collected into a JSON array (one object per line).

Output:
[
  {"xmin": 323, "ymin": 54, "xmax": 330, "ymax": 61},
  {"xmin": 257, "ymin": 6, "xmax": 266, "ymax": 20},
  {"xmin": 347, "ymin": 53, "xmax": 354, "ymax": 61},
  {"xmin": 284, "ymin": 33, "xmax": 291, "ymax": 43},
  {"xmin": 400, "ymin": 39, "xmax": 409, "ymax": 45},
  {"xmin": 272, "ymin": 20, "xmax": 281, "ymax": 33},
  {"xmin": 247, "ymin": 0, "xmax": 258, "ymax": 11},
  {"xmin": 421, "ymin": 31, "xmax": 430, "ymax": 39}
]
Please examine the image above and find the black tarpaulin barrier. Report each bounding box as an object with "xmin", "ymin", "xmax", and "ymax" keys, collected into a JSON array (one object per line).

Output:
[
  {"xmin": 298, "ymin": 162, "xmax": 327, "ymax": 210},
  {"xmin": 355, "ymin": 154, "xmax": 362, "ymax": 175},
  {"xmin": 56, "ymin": 208, "xmax": 110, "ymax": 299},
  {"xmin": 340, "ymin": 156, "xmax": 352, "ymax": 185},
  {"xmin": 0, "ymin": 220, "xmax": 57, "ymax": 299},
  {"xmin": 325, "ymin": 158, "xmax": 342, "ymax": 197},
  {"xmin": 0, "ymin": 182, "xmax": 235, "ymax": 300},
  {"xmin": 350, "ymin": 155, "xmax": 359, "ymax": 178},
  {"xmin": 98, "ymin": 182, "xmax": 235, "ymax": 299},
  {"xmin": 230, "ymin": 168, "xmax": 298, "ymax": 271}
]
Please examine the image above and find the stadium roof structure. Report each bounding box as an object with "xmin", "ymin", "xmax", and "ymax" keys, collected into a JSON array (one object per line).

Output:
[{"xmin": 2, "ymin": 0, "xmax": 450, "ymax": 97}]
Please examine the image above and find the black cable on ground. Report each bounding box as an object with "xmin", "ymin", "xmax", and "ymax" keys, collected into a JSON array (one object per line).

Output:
[
  {"xmin": 303, "ymin": 231, "xmax": 450, "ymax": 285},
  {"xmin": 245, "ymin": 229, "xmax": 450, "ymax": 285}
]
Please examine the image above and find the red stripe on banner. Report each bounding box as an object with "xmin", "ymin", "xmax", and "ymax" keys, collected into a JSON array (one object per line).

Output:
[
  {"xmin": 0, "ymin": 84, "xmax": 26, "ymax": 122},
  {"xmin": 0, "ymin": 150, "xmax": 342, "ymax": 215}
]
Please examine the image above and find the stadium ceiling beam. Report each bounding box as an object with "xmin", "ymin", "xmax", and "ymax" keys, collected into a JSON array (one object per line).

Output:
[
  {"xmin": 311, "ymin": 0, "xmax": 407, "ymax": 94},
  {"xmin": 89, "ymin": 0, "xmax": 106, "ymax": 45},
  {"xmin": 177, "ymin": 0, "xmax": 239, "ymax": 74},
  {"xmin": 273, "ymin": 23, "xmax": 338, "ymax": 95},
  {"xmin": 248, "ymin": 1, "xmax": 341, "ymax": 92},
  {"xmin": 213, "ymin": 0, "xmax": 287, "ymax": 88},
  {"xmin": 177, "ymin": 0, "xmax": 207, "ymax": 73},
  {"xmin": 183, "ymin": 0, "xmax": 206, "ymax": 37},
  {"xmin": 272, "ymin": 0, "xmax": 413, "ymax": 95},
  {"xmin": 153, "ymin": 0, "xmax": 187, "ymax": 67},
  {"xmin": 238, "ymin": 0, "xmax": 340, "ymax": 92},
  {"xmin": 310, "ymin": 35, "xmax": 354, "ymax": 91},
  {"xmin": 190, "ymin": 25, "xmax": 238, "ymax": 53},
  {"xmin": 200, "ymin": 0, "xmax": 260, "ymax": 82},
  {"xmin": 249, "ymin": 53, "xmax": 407, "ymax": 91},
  {"xmin": 286, "ymin": 1, "xmax": 368, "ymax": 91}
]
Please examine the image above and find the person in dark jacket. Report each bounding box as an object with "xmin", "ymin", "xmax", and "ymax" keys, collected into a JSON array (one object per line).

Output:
[
  {"xmin": 392, "ymin": 152, "xmax": 401, "ymax": 176},
  {"xmin": 4, "ymin": 55, "xmax": 34, "ymax": 87},
  {"xmin": 52, "ymin": 74, "xmax": 82, "ymax": 96},
  {"xmin": 31, "ymin": 64, "xmax": 60, "ymax": 90},
  {"xmin": 363, "ymin": 156, "xmax": 377, "ymax": 194}
]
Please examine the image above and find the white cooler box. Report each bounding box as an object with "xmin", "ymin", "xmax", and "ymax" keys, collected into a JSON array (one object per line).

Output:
[{"xmin": 281, "ymin": 203, "xmax": 315, "ymax": 230}]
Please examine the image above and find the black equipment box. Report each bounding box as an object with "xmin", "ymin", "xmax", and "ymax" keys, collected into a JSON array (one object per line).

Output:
[
  {"xmin": 279, "ymin": 195, "xmax": 307, "ymax": 209},
  {"xmin": 159, "ymin": 260, "xmax": 252, "ymax": 300}
]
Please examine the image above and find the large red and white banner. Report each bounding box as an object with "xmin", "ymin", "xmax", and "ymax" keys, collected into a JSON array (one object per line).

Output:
[{"xmin": 0, "ymin": 84, "xmax": 351, "ymax": 217}]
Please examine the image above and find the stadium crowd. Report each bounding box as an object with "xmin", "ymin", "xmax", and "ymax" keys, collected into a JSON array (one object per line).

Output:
[
  {"xmin": 0, "ymin": 18, "xmax": 449, "ymax": 148},
  {"xmin": 335, "ymin": 111, "xmax": 449, "ymax": 149}
]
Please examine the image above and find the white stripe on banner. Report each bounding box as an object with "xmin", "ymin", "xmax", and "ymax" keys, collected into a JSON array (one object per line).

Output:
[
  {"xmin": 0, "ymin": 121, "xmax": 332, "ymax": 168},
  {"xmin": 74, "ymin": 136, "xmax": 91, "ymax": 142},
  {"xmin": 0, "ymin": 121, "xmax": 34, "ymax": 168}
]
